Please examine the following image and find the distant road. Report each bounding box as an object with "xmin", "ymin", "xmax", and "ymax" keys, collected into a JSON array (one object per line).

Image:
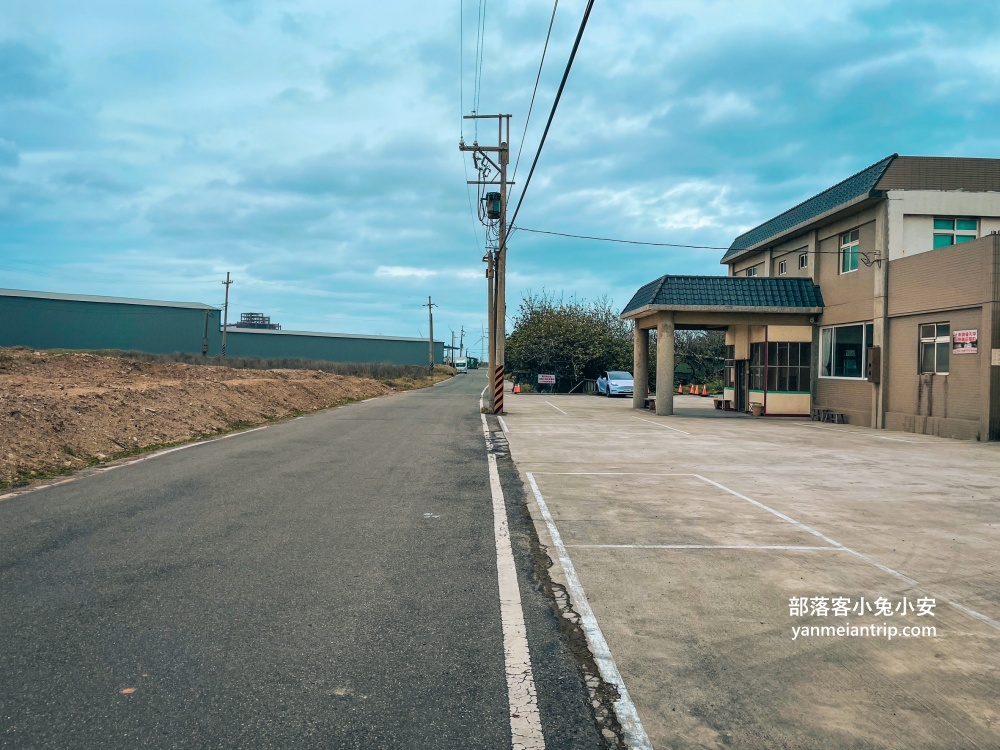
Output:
[{"xmin": 0, "ymin": 372, "xmax": 607, "ymax": 748}]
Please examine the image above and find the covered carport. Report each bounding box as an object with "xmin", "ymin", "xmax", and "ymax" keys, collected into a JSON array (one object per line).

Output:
[{"xmin": 621, "ymin": 275, "xmax": 825, "ymax": 416}]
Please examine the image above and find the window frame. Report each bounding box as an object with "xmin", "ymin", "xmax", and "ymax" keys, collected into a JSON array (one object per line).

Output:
[
  {"xmin": 840, "ymin": 229, "xmax": 860, "ymax": 274},
  {"xmin": 798, "ymin": 252, "xmax": 808, "ymax": 269},
  {"xmin": 744, "ymin": 266, "xmax": 758, "ymax": 277},
  {"xmin": 778, "ymin": 259, "xmax": 787, "ymax": 275},
  {"xmin": 932, "ymin": 218, "xmax": 977, "ymax": 249},
  {"xmin": 919, "ymin": 322, "xmax": 950, "ymax": 375},
  {"xmin": 766, "ymin": 341, "xmax": 812, "ymax": 393},
  {"xmin": 819, "ymin": 322, "xmax": 875, "ymax": 380}
]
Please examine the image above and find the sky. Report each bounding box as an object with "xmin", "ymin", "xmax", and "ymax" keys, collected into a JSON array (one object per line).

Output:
[{"xmin": 3, "ymin": 0, "xmax": 1000, "ymax": 354}]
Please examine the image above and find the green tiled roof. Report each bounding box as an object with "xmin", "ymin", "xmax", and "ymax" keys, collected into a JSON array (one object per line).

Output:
[
  {"xmin": 621, "ymin": 275, "xmax": 824, "ymax": 317},
  {"xmin": 722, "ymin": 154, "xmax": 897, "ymax": 263}
]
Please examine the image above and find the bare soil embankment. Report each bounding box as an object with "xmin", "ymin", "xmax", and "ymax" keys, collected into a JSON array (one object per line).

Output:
[{"xmin": 0, "ymin": 347, "xmax": 446, "ymax": 489}]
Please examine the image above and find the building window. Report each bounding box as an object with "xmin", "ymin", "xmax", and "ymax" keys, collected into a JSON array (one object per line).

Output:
[
  {"xmin": 745, "ymin": 266, "xmax": 758, "ymax": 277},
  {"xmin": 778, "ymin": 260, "xmax": 787, "ymax": 275},
  {"xmin": 766, "ymin": 342, "xmax": 812, "ymax": 393},
  {"xmin": 798, "ymin": 252, "xmax": 808, "ymax": 269},
  {"xmin": 933, "ymin": 218, "xmax": 977, "ymax": 249},
  {"xmin": 724, "ymin": 345, "xmax": 735, "ymax": 388},
  {"xmin": 840, "ymin": 229, "xmax": 860, "ymax": 273},
  {"xmin": 749, "ymin": 343, "xmax": 765, "ymax": 390},
  {"xmin": 919, "ymin": 323, "xmax": 950, "ymax": 374},
  {"xmin": 820, "ymin": 322, "xmax": 874, "ymax": 378}
]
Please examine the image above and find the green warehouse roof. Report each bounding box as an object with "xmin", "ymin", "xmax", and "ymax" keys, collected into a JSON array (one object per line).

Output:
[
  {"xmin": 722, "ymin": 154, "xmax": 897, "ymax": 263},
  {"xmin": 0, "ymin": 288, "xmax": 218, "ymax": 310},
  {"xmin": 621, "ymin": 275, "xmax": 824, "ymax": 318}
]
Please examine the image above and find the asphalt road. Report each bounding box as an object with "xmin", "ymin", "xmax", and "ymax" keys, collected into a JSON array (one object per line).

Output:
[{"xmin": 0, "ymin": 372, "xmax": 609, "ymax": 749}]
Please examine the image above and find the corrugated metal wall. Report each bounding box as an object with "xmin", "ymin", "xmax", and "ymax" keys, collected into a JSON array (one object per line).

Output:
[
  {"xmin": 0, "ymin": 295, "xmax": 222, "ymax": 355},
  {"xmin": 223, "ymin": 329, "xmax": 444, "ymax": 365},
  {"xmin": 0, "ymin": 293, "xmax": 445, "ymax": 365}
]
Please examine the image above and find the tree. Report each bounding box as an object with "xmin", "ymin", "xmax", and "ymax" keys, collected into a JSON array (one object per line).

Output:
[
  {"xmin": 674, "ymin": 330, "xmax": 725, "ymax": 385},
  {"xmin": 506, "ymin": 293, "xmax": 633, "ymax": 391}
]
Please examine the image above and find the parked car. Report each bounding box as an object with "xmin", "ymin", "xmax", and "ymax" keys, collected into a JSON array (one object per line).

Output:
[
  {"xmin": 596, "ymin": 370, "xmax": 634, "ymax": 398},
  {"xmin": 455, "ymin": 359, "xmax": 468, "ymax": 374}
]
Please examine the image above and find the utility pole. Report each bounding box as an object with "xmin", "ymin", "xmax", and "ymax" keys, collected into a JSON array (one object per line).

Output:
[
  {"xmin": 459, "ymin": 326, "xmax": 465, "ymax": 359},
  {"xmin": 202, "ymin": 309, "xmax": 210, "ymax": 356},
  {"xmin": 461, "ymin": 114, "xmax": 510, "ymax": 414},
  {"xmin": 451, "ymin": 330, "xmax": 456, "ymax": 365},
  {"xmin": 423, "ymin": 296, "xmax": 437, "ymax": 374},
  {"xmin": 221, "ymin": 272, "xmax": 232, "ymax": 357},
  {"xmin": 485, "ymin": 250, "xmax": 495, "ymax": 403}
]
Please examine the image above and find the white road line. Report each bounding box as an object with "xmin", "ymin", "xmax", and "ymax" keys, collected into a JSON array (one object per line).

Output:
[
  {"xmin": 526, "ymin": 472, "xmax": 653, "ymax": 750},
  {"xmin": 631, "ymin": 416, "xmax": 690, "ymax": 435},
  {"xmin": 480, "ymin": 416, "xmax": 545, "ymax": 750},
  {"xmin": 536, "ymin": 470, "xmax": 1000, "ymax": 632},
  {"xmin": 544, "ymin": 401, "xmax": 567, "ymax": 415},
  {"xmin": 794, "ymin": 423, "xmax": 939, "ymax": 444},
  {"xmin": 692, "ymin": 474, "xmax": 846, "ymax": 551},
  {"xmin": 691, "ymin": 474, "xmax": 1000, "ymax": 632},
  {"xmin": 567, "ymin": 544, "xmax": 846, "ymax": 551},
  {"xmin": 534, "ymin": 472, "xmax": 692, "ymax": 476},
  {"xmin": 497, "ymin": 416, "xmax": 509, "ymax": 435}
]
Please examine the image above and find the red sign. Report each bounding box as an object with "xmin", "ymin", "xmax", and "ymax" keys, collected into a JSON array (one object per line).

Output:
[{"xmin": 953, "ymin": 329, "xmax": 978, "ymax": 354}]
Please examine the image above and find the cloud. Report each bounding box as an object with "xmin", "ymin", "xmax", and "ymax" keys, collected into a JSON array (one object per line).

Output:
[
  {"xmin": 0, "ymin": 40, "xmax": 65, "ymax": 101},
  {"xmin": 0, "ymin": 139, "xmax": 19, "ymax": 167},
  {"xmin": 375, "ymin": 265, "xmax": 438, "ymax": 279}
]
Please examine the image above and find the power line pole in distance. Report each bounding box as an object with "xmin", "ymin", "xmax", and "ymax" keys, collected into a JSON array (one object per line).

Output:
[
  {"xmin": 221, "ymin": 272, "xmax": 233, "ymax": 357},
  {"xmin": 461, "ymin": 114, "xmax": 510, "ymax": 414},
  {"xmin": 423, "ymin": 296, "xmax": 437, "ymax": 374}
]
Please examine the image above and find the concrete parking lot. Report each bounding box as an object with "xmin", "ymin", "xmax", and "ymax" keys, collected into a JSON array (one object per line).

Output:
[{"xmin": 500, "ymin": 393, "xmax": 1000, "ymax": 749}]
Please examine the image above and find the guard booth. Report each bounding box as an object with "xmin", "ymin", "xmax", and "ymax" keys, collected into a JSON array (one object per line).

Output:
[{"xmin": 620, "ymin": 276, "xmax": 824, "ymax": 417}]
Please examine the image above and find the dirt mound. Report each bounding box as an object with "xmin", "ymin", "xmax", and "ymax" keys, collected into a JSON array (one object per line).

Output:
[{"xmin": 0, "ymin": 347, "xmax": 396, "ymax": 488}]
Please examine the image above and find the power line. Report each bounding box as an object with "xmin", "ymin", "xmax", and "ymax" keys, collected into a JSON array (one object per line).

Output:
[
  {"xmin": 509, "ymin": 0, "xmax": 596, "ymax": 229},
  {"xmin": 512, "ymin": 226, "xmax": 882, "ymax": 260},
  {"xmin": 512, "ymin": 226, "xmax": 729, "ymax": 249},
  {"xmin": 512, "ymin": 0, "xmax": 559, "ymax": 188}
]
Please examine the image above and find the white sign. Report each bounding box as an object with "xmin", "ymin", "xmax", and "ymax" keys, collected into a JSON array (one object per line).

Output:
[
  {"xmin": 537, "ymin": 373, "xmax": 556, "ymax": 385},
  {"xmin": 952, "ymin": 329, "xmax": 978, "ymax": 355},
  {"xmin": 992, "ymin": 349, "xmax": 1000, "ymax": 366}
]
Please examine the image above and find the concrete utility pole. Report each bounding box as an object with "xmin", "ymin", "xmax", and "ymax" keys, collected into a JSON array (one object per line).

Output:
[
  {"xmin": 459, "ymin": 326, "xmax": 465, "ymax": 359},
  {"xmin": 221, "ymin": 272, "xmax": 233, "ymax": 357},
  {"xmin": 423, "ymin": 296, "xmax": 437, "ymax": 374},
  {"xmin": 461, "ymin": 114, "xmax": 510, "ymax": 414},
  {"xmin": 485, "ymin": 250, "xmax": 496, "ymax": 402},
  {"xmin": 451, "ymin": 330, "xmax": 456, "ymax": 365}
]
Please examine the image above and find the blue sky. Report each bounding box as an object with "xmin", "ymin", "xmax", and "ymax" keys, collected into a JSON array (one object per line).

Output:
[{"xmin": 3, "ymin": 1, "xmax": 1000, "ymax": 354}]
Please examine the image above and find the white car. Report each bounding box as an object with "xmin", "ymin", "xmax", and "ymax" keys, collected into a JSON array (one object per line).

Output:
[
  {"xmin": 455, "ymin": 359, "xmax": 468, "ymax": 373},
  {"xmin": 597, "ymin": 370, "xmax": 634, "ymax": 398}
]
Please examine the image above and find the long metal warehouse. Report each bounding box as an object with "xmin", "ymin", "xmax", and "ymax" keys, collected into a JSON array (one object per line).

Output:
[{"xmin": 0, "ymin": 289, "xmax": 445, "ymax": 365}]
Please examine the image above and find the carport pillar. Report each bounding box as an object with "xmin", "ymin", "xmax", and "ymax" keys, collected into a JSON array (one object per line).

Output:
[
  {"xmin": 656, "ymin": 313, "xmax": 675, "ymax": 416},
  {"xmin": 633, "ymin": 325, "xmax": 649, "ymax": 410}
]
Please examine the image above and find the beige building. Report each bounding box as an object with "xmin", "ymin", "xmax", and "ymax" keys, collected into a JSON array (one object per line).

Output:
[{"xmin": 623, "ymin": 154, "xmax": 1000, "ymax": 441}]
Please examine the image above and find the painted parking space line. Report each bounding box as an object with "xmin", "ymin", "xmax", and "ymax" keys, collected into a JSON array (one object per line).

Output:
[
  {"xmin": 534, "ymin": 470, "xmax": 1000, "ymax": 632},
  {"xmin": 480, "ymin": 416, "xmax": 545, "ymax": 750},
  {"xmin": 567, "ymin": 544, "xmax": 847, "ymax": 551},
  {"xmin": 526, "ymin": 472, "xmax": 653, "ymax": 750},
  {"xmin": 631, "ymin": 416, "xmax": 690, "ymax": 435},
  {"xmin": 544, "ymin": 401, "xmax": 568, "ymax": 415},
  {"xmin": 793, "ymin": 423, "xmax": 944, "ymax": 444}
]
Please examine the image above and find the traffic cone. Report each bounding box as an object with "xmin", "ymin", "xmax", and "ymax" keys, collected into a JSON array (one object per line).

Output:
[
  {"xmin": 701, "ymin": 385, "xmax": 708, "ymax": 396},
  {"xmin": 689, "ymin": 384, "xmax": 696, "ymax": 394},
  {"xmin": 677, "ymin": 384, "xmax": 683, "ymax": 394},
  {"xmin": 513, "ymin": 384, "xmax": 520, "ymax": 394}
]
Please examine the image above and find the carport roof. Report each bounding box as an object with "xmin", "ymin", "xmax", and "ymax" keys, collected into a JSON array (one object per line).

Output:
[{"xmin": 621, "ymin": 275, "xmax": 824, "ymax": 318}]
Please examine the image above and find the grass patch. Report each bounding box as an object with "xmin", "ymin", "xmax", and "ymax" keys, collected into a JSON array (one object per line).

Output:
[{"xmin": 52, "ymin": 348, "xmax": 444, "ymax": 384}]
